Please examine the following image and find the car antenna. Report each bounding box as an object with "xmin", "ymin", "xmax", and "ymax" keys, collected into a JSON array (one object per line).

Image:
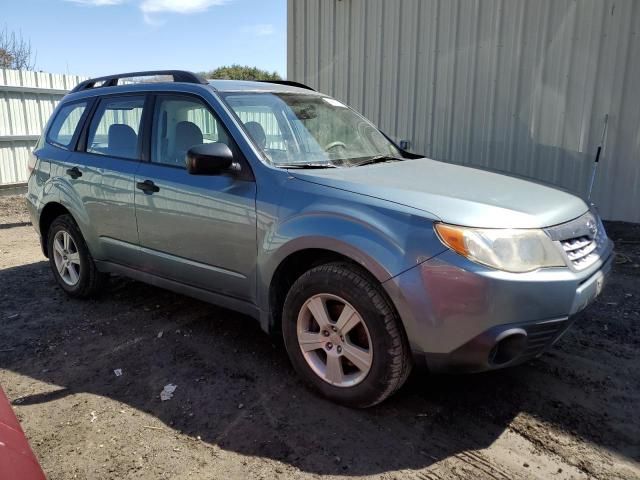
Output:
[{"xmin": 587, "ymin": 114, "xmax": 609, "ymax": 201}]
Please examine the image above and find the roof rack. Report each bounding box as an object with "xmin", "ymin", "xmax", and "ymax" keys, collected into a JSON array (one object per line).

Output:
[
  {"xmin": 70, "ymin": 70, "xmax": 207, "ymax": 93},
  {"xmin": 257, "ymin": 80, "xmax": 315, "ymax": 91}
]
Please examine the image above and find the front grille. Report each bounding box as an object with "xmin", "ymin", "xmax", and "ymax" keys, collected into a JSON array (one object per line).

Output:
[
  {"xmin": 546, "ymin": 210, "xmax": 609, "ymax": 271},
  {"xmin": 561, "ymin": 236, "xmax": 599, "ymax": 268}
]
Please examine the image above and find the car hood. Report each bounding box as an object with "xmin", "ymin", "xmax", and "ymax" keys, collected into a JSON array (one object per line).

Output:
[{"xmin": 289, "ymin": 158, "xmax": 589, "ymax": 228}]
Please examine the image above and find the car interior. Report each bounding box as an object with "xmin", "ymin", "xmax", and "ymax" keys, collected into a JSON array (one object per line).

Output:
[{"xmin": 152, "ymin": 99, "xmax": 231, "ymax": 167}]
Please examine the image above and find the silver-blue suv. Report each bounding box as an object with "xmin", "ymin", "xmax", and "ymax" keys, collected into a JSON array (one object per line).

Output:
[{"xmin": 26, "ymin": 70, "xmax": 614, "ymax": 407}]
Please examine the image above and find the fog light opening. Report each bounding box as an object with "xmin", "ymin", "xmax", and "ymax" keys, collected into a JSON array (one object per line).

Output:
[{"xmin": 489, "ymin": 332, "xmax": 527, "ymax": 366}]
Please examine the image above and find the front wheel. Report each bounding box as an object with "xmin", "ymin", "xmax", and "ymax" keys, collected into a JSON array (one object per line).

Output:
[{"xmin": 282, "ymin": 262, "xmax": 412, "ymax": 408}]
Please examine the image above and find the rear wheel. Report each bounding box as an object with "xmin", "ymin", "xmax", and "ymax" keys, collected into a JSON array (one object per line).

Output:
[
  {"xmin": 282, "ymin": 262, "xmax": 412, "ymax": 408},
  {"xmin": 47, "ymin": 214, "xmax": 107, "ymax": 298}
]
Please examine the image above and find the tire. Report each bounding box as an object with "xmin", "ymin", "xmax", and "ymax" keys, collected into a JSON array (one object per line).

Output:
[
  {"xmin": 47, "ymin": 214, "xmax": 107, "ymax": 298},
  {"xmin": 282, "ymin": 262, "xmax": 412, "ymax": 408}
]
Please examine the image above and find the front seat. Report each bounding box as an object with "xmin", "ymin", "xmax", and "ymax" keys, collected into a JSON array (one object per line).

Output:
[
  {"xmin": 244, "ymin": 121, "xmax": 267, "ymax": 150},
  {"xmin": 174, "ymin": 121, "xmax": 203, "ymax": 165},
  {"xmin": 108, "ymin": 124, "xmax": 138, "ymax": 159}
]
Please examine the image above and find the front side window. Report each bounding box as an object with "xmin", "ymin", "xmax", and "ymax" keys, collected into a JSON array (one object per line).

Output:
[
  {"xmin": 151, "ymin": 96, "xmax": 230, "ymax": 167},
  {"xmin": 47, "ymin": 101, "xmax": 88, "ymax": 149},
  {"xmin": 221, "ymin": 92, "xmax": 401, "ymax": 167},
  {"xmin": 231, "ymin": 107, "xmax": 286, "ymax": 152},
  {"xmin": 86, "ymin": 96, "xmax": 145, "ymax": 160}
]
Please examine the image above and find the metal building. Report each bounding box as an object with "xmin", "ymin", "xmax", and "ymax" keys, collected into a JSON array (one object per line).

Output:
[
  {"xmin": 0, "ymin": 69, "xmax": 86, "ymax": 187},
  {"xmin": 287, "ymin": 0, "xmax": 640, "ymax": 222}
]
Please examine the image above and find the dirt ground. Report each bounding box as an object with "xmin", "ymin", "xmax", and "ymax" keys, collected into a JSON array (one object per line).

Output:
[{"xmin": 0, "ymin": 195, "xmax": 638, "ymax": 480}]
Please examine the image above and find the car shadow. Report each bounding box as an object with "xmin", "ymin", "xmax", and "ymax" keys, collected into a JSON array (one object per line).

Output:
[{"xmin": 1, "ymin": 258, "xmax": 638, "ymax": 476}]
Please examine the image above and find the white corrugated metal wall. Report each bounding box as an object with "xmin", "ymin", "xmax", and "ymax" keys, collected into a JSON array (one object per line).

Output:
[
  {"xmin": 287, "ymin": 0, "xmax": 640, "ymax": 222},
  {"xmin": 0, "ymin": 69, "xmax": 86, "ymax": 186}
]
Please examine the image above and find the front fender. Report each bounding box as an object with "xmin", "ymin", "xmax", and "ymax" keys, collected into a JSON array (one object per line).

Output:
[
  {"xmin": 257, "ymin": 185, "xmax": 448, "ymax": 322},
  {"xmin": 262, "ymin": 212, "xmax": 404, "ymax": 284}
]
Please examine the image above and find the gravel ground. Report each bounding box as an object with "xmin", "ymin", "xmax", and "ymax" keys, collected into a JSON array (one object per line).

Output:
[
  {"xmin": 0, "ymin": 195, "xmax": 31, "ymax": 225},
  {"xmin": 0, "ymin": 195, "xmax": 638, "ymax": 480}
]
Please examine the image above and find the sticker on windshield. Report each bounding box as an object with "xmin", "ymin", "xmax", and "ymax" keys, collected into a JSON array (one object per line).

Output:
[{"xmin": 322, "ymin": 97, "xmax": 347, "ymax": 108}]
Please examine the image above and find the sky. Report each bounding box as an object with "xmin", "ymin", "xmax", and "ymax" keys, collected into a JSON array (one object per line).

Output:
[{"xmin": 2, "ymin": 0, "xmax": 287, "ymax": 78}]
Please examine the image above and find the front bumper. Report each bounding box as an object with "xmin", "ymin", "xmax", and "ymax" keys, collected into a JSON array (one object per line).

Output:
[{"xmin": 383, "ymin": 240, "xmax": 614, "ymax": 373}]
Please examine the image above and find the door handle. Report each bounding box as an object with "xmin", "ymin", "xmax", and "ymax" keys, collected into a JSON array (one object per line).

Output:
[
  {"xmin": 66, "ymin": 166, "xmax": 82, "ymax": 179},
  {"xmin": 136, "ymin": 179, "xmax": 160, "ymax": 193}
]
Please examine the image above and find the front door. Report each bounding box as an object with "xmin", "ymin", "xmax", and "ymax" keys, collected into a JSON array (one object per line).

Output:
[{"xmin": 134, "ymin": 93, "xmax": 257, "ymax": 302}]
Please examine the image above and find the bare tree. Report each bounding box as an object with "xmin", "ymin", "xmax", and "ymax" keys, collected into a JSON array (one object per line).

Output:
[{"xmin": 0, "ymin": 27, "xmax": 36, "ymax": 71}]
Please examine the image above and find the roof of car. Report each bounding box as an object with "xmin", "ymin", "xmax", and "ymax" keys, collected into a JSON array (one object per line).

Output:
[
  {"xmin": 62, "ymin": 80, "xmax": 321, "ymax": 104},
  {"xmin": 208, "ymin": 79, "xmax": 319, "ymax": 95},
  {"xmin": 66, "ymin": 70, "xmax": 319, "ymax": 99}
]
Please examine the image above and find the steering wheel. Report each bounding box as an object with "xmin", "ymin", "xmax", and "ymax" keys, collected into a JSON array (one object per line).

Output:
[{"xmin": 325, "ymin": 141, "xmax": 347, "ymax": 152}]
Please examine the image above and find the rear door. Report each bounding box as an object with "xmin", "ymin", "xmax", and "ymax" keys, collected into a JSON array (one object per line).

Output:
[
  {"xmin": 70, "ymin": 94, "xmax": 148, "ymax": 264},
  {"xmin": 36, "ymin": 99, "xmax": 93, "ymax": 204},
  {"xmin": 133, "ymin": 93, "xmax": 257, "ymax": 302}
]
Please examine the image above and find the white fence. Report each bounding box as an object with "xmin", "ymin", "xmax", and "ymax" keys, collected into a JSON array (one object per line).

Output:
[
  {"xmin": 0, "ymin": 69, "xmax": 286, "ymax": 186},
  {"xmin": 0, "ymin": 69, "xmax": 87, "ymax": 186}
]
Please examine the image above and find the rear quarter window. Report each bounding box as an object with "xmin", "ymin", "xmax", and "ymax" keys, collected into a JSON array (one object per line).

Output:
[{"xmin": 46, "ymin": 101, "xmax": 88, "ymax": 149}]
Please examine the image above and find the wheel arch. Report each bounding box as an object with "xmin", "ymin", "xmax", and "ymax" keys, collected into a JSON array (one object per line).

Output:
[
  {"xmin": 39, "ymin": 202, "xmax": 73, "ymax": 257},
  {"xmin": 258, "ymin": 207, "xmax": 417, "ymax": 335},
  {"xmin": 38, "ymin": 173, "xmax": 98, "ymax": 258},
  {"xmin": 265, "ymin": 245, "xmax": 393, "ymax": 336}
]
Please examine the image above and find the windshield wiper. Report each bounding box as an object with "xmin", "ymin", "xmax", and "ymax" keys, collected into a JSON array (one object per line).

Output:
[
  {"xmin": 276, "ymin": 163, "xmax": 338, "ymax": 169},
  {"xmin": 354, "ymin": 155, "xmax": 404, "ymax": 167}
]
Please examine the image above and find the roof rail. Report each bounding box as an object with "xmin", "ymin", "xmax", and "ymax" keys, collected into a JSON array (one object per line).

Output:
[
  {"xmin": 70, "ymin": 70, "xmax": 207, "ymax": 93},
  {"xmin": 257, "ymin": 80, "xmax": 315, "ymax": 91}
]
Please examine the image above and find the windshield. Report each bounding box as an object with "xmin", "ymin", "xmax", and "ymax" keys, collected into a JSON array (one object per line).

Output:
[{"xmin": 220, "ymin": 92, "xmax": 402, "ymax": 167}]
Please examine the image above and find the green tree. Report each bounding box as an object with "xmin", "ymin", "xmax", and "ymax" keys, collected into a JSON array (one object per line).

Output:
[{"xmin": 200, "ymin": 64, "xmax": 281, "ymax": 81}]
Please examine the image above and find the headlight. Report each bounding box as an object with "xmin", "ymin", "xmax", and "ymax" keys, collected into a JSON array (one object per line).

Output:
[{"xmin": 434, "ymin": 223, "xmax": 566, "ymax": 273}]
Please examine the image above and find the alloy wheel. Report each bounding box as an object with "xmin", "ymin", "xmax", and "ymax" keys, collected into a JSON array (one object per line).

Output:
[
  {"xmin": 52, "ymin": 230, "xmax": 81, "ymax": 286},
  {"xmin": 296, "ymin": 293, "xmax": 373, "ymax": 387}
]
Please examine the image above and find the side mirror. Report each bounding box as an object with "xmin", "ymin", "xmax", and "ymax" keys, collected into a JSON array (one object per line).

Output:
[{"xmin": 186, "ymin": 143, "xmax": 234, "ymax": 175}]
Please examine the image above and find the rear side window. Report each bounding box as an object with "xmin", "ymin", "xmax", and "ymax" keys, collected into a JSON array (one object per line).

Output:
[
  {"xmin": 86, "ymin": 96, "xmax": 145, "ymax": 160},
  {"xmin": 47, "ymin": 101, "xmax": 88, "ymax": 149}
]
